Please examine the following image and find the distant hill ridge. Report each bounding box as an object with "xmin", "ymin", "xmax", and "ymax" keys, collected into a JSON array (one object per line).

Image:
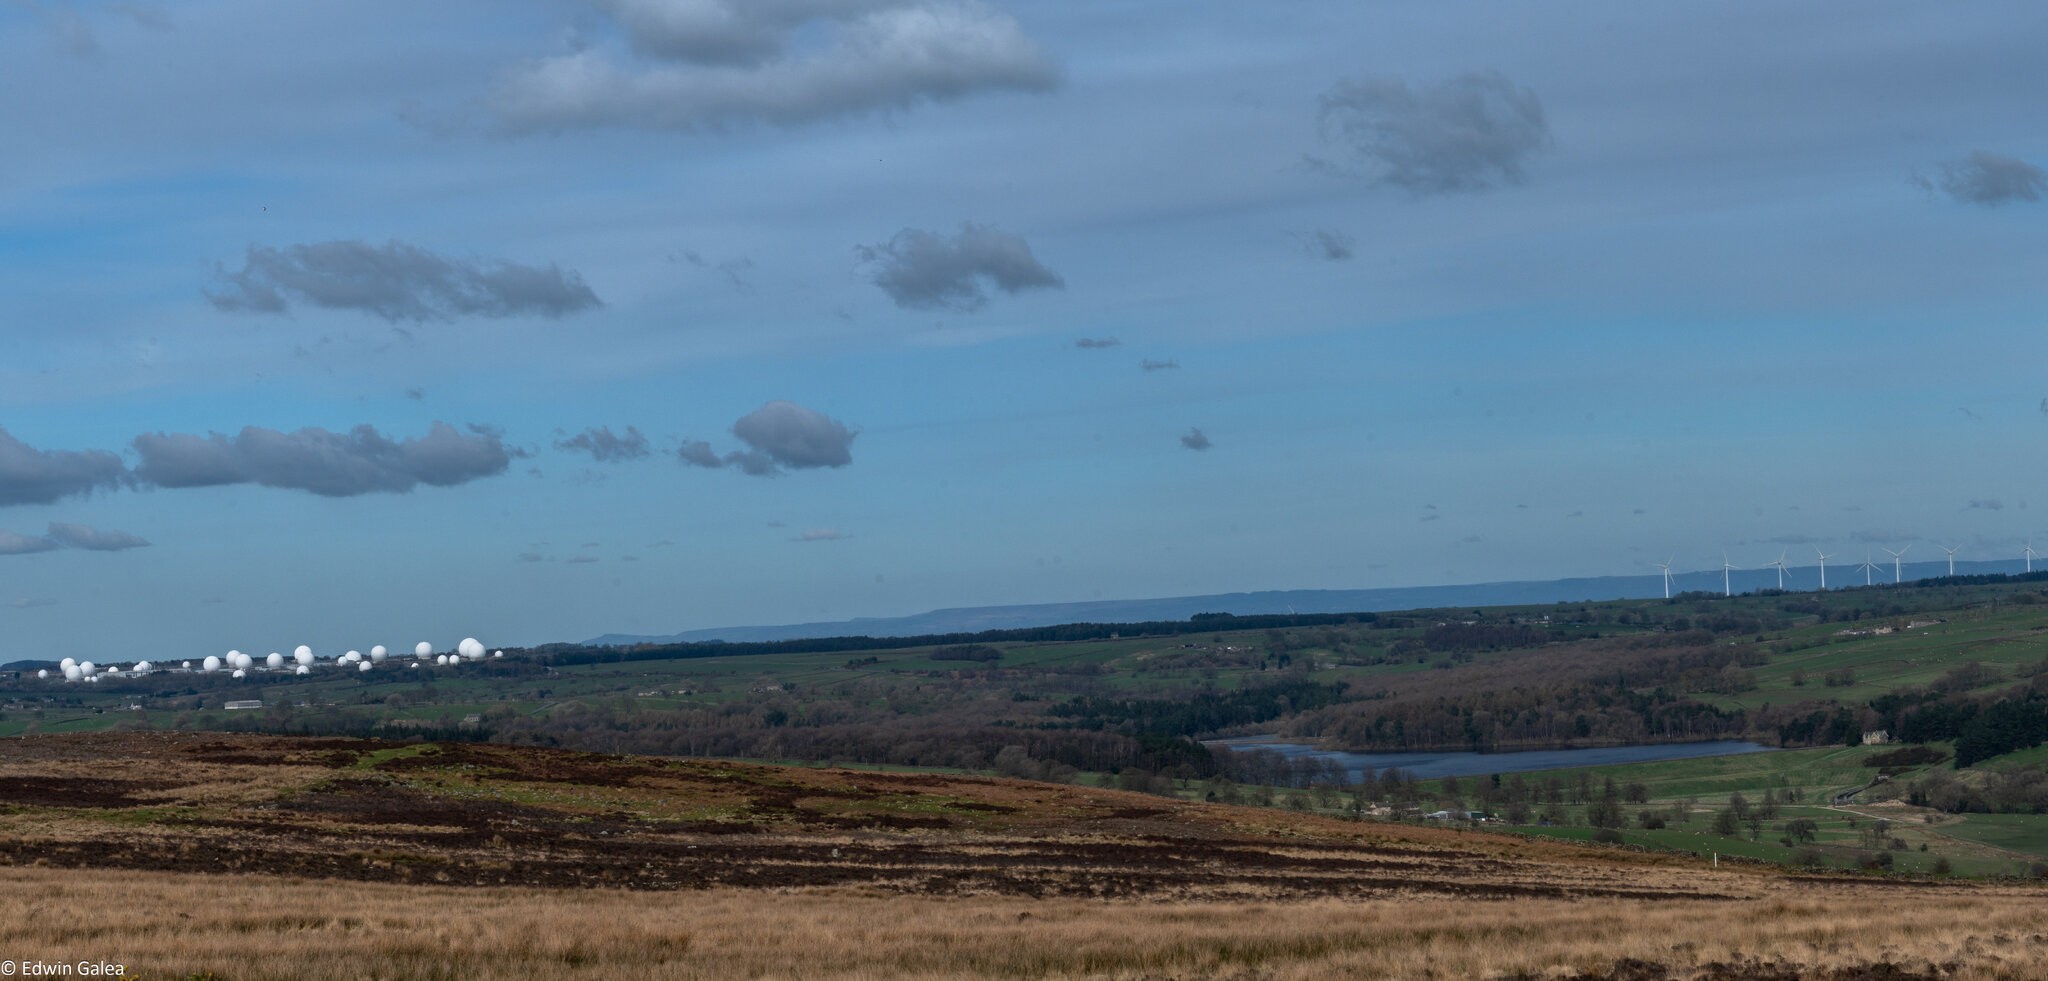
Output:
[{"xmin": 587, "ymin": 558, "xmax": 2032, "ymax": 646}]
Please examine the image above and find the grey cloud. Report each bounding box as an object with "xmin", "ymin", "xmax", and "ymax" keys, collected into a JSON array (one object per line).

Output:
[
  {"xmin": 679, "ymin": 401, "xmax": 857, "ymax": 476},
  {"xmin": 45, "ymin": 522, "xmax": 149, "ymax": 551},
  {"xmin": 1074, "ymin": 337, "xmax": 1120, "ymax": 349},
  {"xmin": 492, "ymin": 0, "xmax": 1058, "ymax": 133},
  {"xmin": 1140, "ymin": 359, "xmax": 1179, "ymax": 371},
  {"xmin": 1852, "ymin": 530, "xmax": 1921, "ymax": 544},
  {"xmin": 131, "ymin": 421, "xmax": 517, "ymax": 497},
  {"xmin": 856, "ymin": 222, "xmax": 1062, "ymax": 311},
  {"xmin": 1316, "ymin": 71, "xmax": 1549, "ymax": 194},
  {"xmin": 5, "ymin": 597, "xmax": 57, "ymax": 609},
  {"xmin": 1968, "ymin": 498, "xmax": 2005, "ymax": 511},
  {"xmin": 677, "ymin": 249, "xmax": 756, "ymax": 293},
  {"xmin": 555, "ymin": 425, "xmax": 651, "ymax": 462},
  {"xmin": 0, "ymin": 530, "xmax": 59, "ymax": 556},
  {"xmin": 1308, "ymin": 228, "xmax": 1353, "ymax": 260},
  {"xmin": 733, "ymin": 402, "xmax": 854, "ymax": 467},
  {"xmin": 1764, "ymin": 534, "xmax": 1820, "ymax": 545},
  {"xmin": 1923, "ymin": 151, "xmax": 2046, "ymax": 206},
  {"xmin": 793, "ymin": 528, "xmax": 847, "ymax": 542},
  {"xmin": 208, "ymin": 240, "xmax": 601, "ymax": 323},
  {"xmin": 676, "ymin": 440, "xmax": 725, "ymax": 468},
  {"xmin": 1180, "ymin": 428, "xmax": 1211, "ymax": 451},
  {"xmin": 566, "ymin": 555, "xmax": 601, "ymax": 564},
  {"xmin": 0, "ymin": 428, "xmax": 126, "ymax": 507}
]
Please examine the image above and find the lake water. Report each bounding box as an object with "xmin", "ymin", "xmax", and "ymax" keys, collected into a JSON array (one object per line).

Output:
[{"xmin": 1209, "ymin": 737, "xmax": 1774, "ymax": 780}]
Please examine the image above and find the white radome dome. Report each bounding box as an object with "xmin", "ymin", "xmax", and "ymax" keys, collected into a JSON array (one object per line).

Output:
[
  {"xmin": 370, "ymin": 645, "xmax": 387, "ymax": 661},
  {"xmin": 266, "ymin": 652, "xmax": 284, "ymax": 669},
  {"xmin": 231, "ymin": 669, "xmax": 246, "ymax": 679},
  {"xmin": 358, "ymin": 661, "xmax": 372, "ymax": 672},
  {"xmin": 202, "ymin": 656, "xmax": 221, "ymax": 672},
  {"xmin": 295, "ymin": 665, "xmax": 310, "ymax": 675},
  {"xmin": 79, "ymin": 661, "xmax": 97, "ymax": 676},
  {"xmin": 63, "ymin": 665, "xmax": 82, "ymax": 681}
]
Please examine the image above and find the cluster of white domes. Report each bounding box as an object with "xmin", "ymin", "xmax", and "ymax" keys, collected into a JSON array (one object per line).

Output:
[{"xmin": 39, "ymin": 637, "xmax": 506, "ymax": 682}]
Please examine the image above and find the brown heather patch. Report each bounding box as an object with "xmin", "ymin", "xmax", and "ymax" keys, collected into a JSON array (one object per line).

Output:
[{"xmin": 0, "ymin": 733, "xmax": 2044, "ymax": 977}]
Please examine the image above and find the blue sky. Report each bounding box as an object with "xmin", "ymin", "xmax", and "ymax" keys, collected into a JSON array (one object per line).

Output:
[{"xmin": 3, "ymin": 0, "xmax": 2047, "ymax": 659}]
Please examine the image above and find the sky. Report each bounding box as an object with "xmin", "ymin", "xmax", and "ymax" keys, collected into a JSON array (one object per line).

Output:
[{"xmin": 3, "ymin": 1, "xmax": 2047, "ymax": 660}]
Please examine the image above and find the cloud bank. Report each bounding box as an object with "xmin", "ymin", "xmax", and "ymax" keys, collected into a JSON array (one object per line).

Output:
[
  {"xmin": 678, "ymin": 400, "xmax": 857, "ymax": 476},
  {"xmin": 1316, "ymin": 71, "xmax": 1549, "ymax": 194},
  {"xmin": 856, "ymin": 222, "xmax": 1062, "ymax": 311},
  {"xmin": 131, "ymin": 422, "xmax": 518, "ymax": 497},
  {"xmin": 1180, "ymin": 427, "xmax": 1212, "ymax": 451},
  {"xmin": 208, "ymin": 240, "xmax": 601, "ymax": 322},
  {"xmin": 491, "ymin": 0, "xmax": 1058, "ymax": 133},
  {"xmin": 0, "ymin": 429, "xmax": 126, "ymax": 507}
]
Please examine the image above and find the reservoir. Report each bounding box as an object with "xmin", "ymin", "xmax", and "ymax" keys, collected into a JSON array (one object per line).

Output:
[{"xmin": 1209, "ymin": 737, "xmax": 1774, "ymax": 781}]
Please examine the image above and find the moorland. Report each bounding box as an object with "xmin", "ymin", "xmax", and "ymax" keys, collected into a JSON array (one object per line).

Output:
[{"xmin": 10, "ymin": 576, "xmax": 2048, "ymax": 976}]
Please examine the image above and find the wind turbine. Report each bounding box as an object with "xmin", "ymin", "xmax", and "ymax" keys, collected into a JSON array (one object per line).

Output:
[
  {"xmin": 1721, "ymin": 553, "xmax": 1734, "ymax": 597},
  {"xmin": 1882, "ymin": 545, "xmax": 1908, "ymax": 584},
  {"xmin": 1815, "ymin": 545, "xmax": 1832, "ymax": 590},
  {"xmin": 1654, "ymin": 557, "xmax": 1674, "ymax": 599},
  {"xmin": 2028, "ymin": 538, "xmax": 2037, "ymax": 574},
  {"xmin": 1764, "ymin": 550, "xmax": 1791, "ymax": 590},
  {"xmin": 1857, "ymin": 553, "xmax": 1881, "ymax": 587},
  {"xmin": 1940, "ymin": 544, "xmax": 1960, "ymax": 577}
]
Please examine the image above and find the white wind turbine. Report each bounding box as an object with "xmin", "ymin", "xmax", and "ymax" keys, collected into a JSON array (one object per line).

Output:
[
  {"xmin": 1815, "ymin": 545, "xmax": 1832, "ymax": 590},
  {"xmin": 1857, "ymin": 553, "xmax": 1881, "ymax": 587},
  {"xmin": 1764, "ymin": 550, "xmax": 1791, "ymax": 590},
  {"xmin": 1882, "ymin": 545, "xmax": 1908, "ymax": 584},
  {"xmin": 1721, "ymin": 553, "xmax": 1734, "ymax": 597},
  {"xmin": 1654, "ymin": 557, "xmax": 1674, "ymax": 599},
  {"xmin": 2028, "ymin": 538, "xmax": 2038, "ymax": 574},
  {"xmin": 1940, "ymin": 544, "xmax": 1960, "ymax": 577}
]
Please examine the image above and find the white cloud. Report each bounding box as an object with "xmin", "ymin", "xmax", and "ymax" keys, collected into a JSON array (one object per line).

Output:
[{"xmin": 491, "ymin": 0, "xmax": 1058, "ymax": 133}]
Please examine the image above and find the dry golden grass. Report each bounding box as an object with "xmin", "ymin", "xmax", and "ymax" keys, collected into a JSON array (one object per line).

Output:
[
  {"xmin": 7, "ymin": 733, "xmax": 2048, "ymax": 979},
  {"xmin": 3, "ymin": 866, "xmax": 2046, "ymax": 980}
]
